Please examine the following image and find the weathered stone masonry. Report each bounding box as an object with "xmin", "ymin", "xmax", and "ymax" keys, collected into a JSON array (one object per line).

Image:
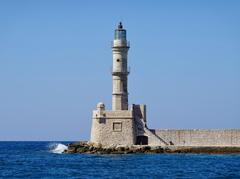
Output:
[{"xmin": 151, "ymin": 129, "xmax": 240, "ymax": 146}]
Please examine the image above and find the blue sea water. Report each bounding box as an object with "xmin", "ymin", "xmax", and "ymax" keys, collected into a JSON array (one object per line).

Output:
[{"xmin": 0, "ymin": 142, "xmax": 240, "ymax": 178}]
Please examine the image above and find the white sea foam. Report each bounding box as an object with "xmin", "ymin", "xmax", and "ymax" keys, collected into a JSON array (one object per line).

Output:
[{"xmin": 50, "ymin": 143, "xmax": 68, "ymax": 154}]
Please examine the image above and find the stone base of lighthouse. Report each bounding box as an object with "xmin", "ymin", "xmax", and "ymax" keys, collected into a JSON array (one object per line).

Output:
[{"xmin": 90, "ymin": 103, "xmax": 166, "ymax": 147}]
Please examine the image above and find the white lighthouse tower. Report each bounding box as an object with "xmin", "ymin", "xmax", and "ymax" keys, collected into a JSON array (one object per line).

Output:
[{"xmin": 112, "ymin": 22, "xmax": 129, "ymax": 110}]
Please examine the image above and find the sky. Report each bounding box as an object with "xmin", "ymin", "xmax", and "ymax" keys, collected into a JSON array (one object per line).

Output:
[{"xmin": 0, "ymin": 0, "xmax": 239, "ymax": 141}]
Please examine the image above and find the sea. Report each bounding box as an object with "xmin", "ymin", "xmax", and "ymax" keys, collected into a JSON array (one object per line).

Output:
[{"xmin": 0, "ymin": 142, "xmax": 240, "ymax": 178}]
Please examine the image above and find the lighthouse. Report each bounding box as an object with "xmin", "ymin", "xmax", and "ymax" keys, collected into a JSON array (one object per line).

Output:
[
  {"xmin": 90, "ymin": 22, "xmax": 162, "ymax": 147},
  {"xmin": 112, "ymin": 22, "xmax": 130, "ymax": 110}
]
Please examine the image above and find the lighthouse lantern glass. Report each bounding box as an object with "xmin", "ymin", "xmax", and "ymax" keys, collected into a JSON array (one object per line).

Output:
[{"xmin": 114, "ymin": 30, "xmax": 126, "ymax": 40}]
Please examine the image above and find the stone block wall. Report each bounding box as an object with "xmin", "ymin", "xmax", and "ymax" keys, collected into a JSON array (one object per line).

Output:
[
  {"xmin": 90, "ymin": 110, "xmax": 136, "ymax": 146},
  {"xmin": 151, "ymin": 129, "xmax": 240, "ymax": 146}
]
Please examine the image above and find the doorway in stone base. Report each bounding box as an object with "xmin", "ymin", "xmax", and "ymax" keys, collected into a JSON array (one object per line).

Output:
[{"xmin": 136, "ymin": 136, "xmax": 148, "ymax": 145}]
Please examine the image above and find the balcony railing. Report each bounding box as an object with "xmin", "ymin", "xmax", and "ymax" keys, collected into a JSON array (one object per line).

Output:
[{"xmin": 111, "ymin": 41, "xmax": 130, "ymax": 48}]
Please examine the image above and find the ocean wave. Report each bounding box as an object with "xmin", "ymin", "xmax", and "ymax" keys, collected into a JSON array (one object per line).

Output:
[{"xmin": 49, "ymin": 143, "xmax": 68, "ymax": 154}]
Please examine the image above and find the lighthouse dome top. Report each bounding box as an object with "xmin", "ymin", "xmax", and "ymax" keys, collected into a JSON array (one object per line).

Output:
[
  {"xmin": 118, "ymin": 22, "xmax": 123, "ymax": 29},
  {"xmin": 114, "ymin": 22, "xmax": 127, "ymax": 40}
]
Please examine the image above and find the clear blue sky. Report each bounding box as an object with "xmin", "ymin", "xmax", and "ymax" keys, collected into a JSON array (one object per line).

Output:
[{"xmin": 0, "ymin": 0, "xmax": 239, "ymax": 141}]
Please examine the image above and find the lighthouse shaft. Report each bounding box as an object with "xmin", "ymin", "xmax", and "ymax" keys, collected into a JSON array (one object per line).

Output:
[{"xmin": 112, "ymin": 23, "xmax": 129, "ymax": 110}]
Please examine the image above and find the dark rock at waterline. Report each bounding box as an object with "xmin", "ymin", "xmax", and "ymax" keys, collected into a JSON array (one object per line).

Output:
[
  {"xmin": 64, "ymin": 142, "xmax": 240, "ymax": 154},
  {"xmin": 167, "ymin": 146, "xmax": 240, "ymax": 154}
]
